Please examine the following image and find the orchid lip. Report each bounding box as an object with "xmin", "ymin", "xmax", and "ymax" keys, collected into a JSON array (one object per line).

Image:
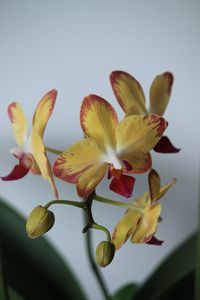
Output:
[
  {"xmin": 102, "ymin": 147, "xmax": 123, "ymax": 170},
  {"xmin": 23, "ymin": 135, "xmax": 33, "ymax": 154},
  {"xmin": 10, "ymin": 146, "xmax": 24, "ymax": 158}
]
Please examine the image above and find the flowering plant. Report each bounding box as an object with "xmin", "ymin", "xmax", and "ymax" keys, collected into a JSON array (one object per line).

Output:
[{"xmin": 1, "ymin": 71, "xmax": 197, "ymax": 300}]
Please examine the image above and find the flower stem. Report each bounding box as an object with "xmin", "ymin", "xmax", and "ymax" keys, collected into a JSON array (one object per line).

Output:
[
  {"xmin": 44, "ymin": 200, "xmax": 85, "ymax": 209},
  {"xmin": 83, "ymin": 193, "xmax": 111, "ymax": 300},
  {"xmin": 46, "ymin": 146, "xmax": 63, "ymax": 155},
  {"xmin": 91, "ymin": 223, "xmax": 111, "ymax": 242},
  {"xmin": 94, "ymin": 193, "xmax": 143, "ymax": 213}
]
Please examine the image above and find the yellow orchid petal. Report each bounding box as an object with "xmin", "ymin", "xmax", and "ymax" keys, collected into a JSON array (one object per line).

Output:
[
  {"xmin": 8, "ymin": 102, "xmax": 28, "ymax": 146},
  {"xmin": 77, "ymin": 163, "xmax": 107, "ymax": 197},
  {"xmin": 31, "ymin": 127, "xmax": 58, "ymax": 199},
  {"xmin": 123, "ymin": 153, "xmax": 152, "ymax": 174},
  {"xmin": 53, "ymin": 138, "xmax": 104, "ymax": 183},
  {"xmin": 110, "ymin": 71, "xmax": 147, "ymax": 115},
  {"xmin": 135, "ymin": 192, "xmax": 150, "ymax": 208},
  {"xmin": 30, "ymin": 159, "xmax": 41, "ymax": 175},
  {"xmin": 131, "ymin": 203, "xmax": 162, "ymax": 243},
  {"xmin": 80, "ymin": 95, "xmax": 118, "ymax": 152},
  {"xmin": 148, "ymin": 169, "xmax": 161, "ymax": 202},
  {"xmin": 156, "ymin": 178, "xmax": 177, "ymax": 202},
  {"xmin": 149, "ymin": 72, "xmax": 173, "ymax": 116},
  {"xmin": 112, "ymin": 207, "xmax": 142, "ymax": 250},
  {"xmin": 116, "ymin": 115, "xmax": 167, "ymax": 170},
  {"xmin": 126, "ymin": 105, "xmax": 145, "ymax": 116},
  {"xmin": 32, "ymin": 89, "xmax": 57, "ymax": 138}
]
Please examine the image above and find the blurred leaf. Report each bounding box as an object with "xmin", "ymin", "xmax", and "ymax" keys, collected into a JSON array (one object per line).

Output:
[
  {"xmin": 153, "ymin": 272, "xmax": 194, "ymax": 300},
  {"xmin": 0, "ymin": 199, "xmax": 87, "ymax": 300},
  {"xmin": 0, "ymin": 248, "xmax": 9, "ymax": 300},
  {"xmin": 113, "ymin": 283, "xmax": 138, "ymax": 300},
  {"xmin": 8, "ymin": 287, "xmax": 25, "ymax": 300},
  {"xmin": 195, "ymin": 183, "xmax": 200, "ymax": 299},
  {"xmin": 133, "ymin": 233, "xmax": 196, "ymax": 300}
]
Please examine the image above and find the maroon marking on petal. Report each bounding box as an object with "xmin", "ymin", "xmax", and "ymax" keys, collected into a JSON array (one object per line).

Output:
[
  {"xmin": 1, "ymin": 164, "xmax": 29, "ymax": 181},
  {"xmin": 153, "ymin": 136, "xmax": 180, "ymax": 153},
  {"xmin": 109, "ymin": 174, "xmax": 135, "ymax": 198},
  {"xmin": 107, "ymin": 166, "xmax": 112, "ymax": 179},
  {"xmin": 164, "ymin": 72, "xmax": 174, "ymax": 94},
  {"xmin": 123, "ymin": 160, "xmax": 133, "ymax": 172},
  {"xmin": 146, "ymin": 235, "xmax": 164, "ymax": 246},
  {"xmin": 7, "ymin": 102, "xmax": 17, "ymax": 123}
]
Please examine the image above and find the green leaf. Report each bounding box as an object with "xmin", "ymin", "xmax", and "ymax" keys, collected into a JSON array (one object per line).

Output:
[
  {"xmin": 8, "ymin": 287, "xmax": 25, "ymax": 300},
  {"xmin": 0, "ymin": 247, "xmax": 9, "ymax": 300},
  {"xmin": 195, "ymin": 184, "xmax": 200, "ymax": 299},
  {"xmin": 0, "ymin": 199, "xmax": 87, "ymax": 300},
  {"xmin": 133, "ymin": 233, "xmax": 196, "ymax": 300},
  {"xmin": 113, "ymin": 283, "xmax": 138, "ymax": 300}
]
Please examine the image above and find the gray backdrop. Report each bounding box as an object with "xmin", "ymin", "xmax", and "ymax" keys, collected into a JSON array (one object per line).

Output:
[{"xmin": 0, "ymin": 1, "xmax": 200, "ymax": 299}]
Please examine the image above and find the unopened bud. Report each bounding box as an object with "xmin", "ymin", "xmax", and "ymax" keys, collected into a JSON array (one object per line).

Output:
[
  {"xmin": 96, "ymin": 241, "xmax": 115, "ymax": 267},
  {"xmin": 26, "ymin": 205, "xmax": 55, "ymax": 239}
]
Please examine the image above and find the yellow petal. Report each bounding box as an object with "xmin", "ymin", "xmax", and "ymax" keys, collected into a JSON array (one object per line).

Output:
[
  {"xmin": 123, "ymin": 153, "xmax": 152, "ymax": 174},
  {"xmin": 135, "ymin": 192, "xmax": 150, "ymax": 209},
  {"xmin": 31, "ymin": 127, "xmax": 58, "ymax": 199},
  {"xmin": 53, "ymin": 138, "xmax": 104, "ymax": 183},
  {"xmin": 30, "ymin": 159, "xmax": 41, "ymax": 175},
  {"xmin": 157, "ymin": 178, "xmax": 177, "ymax": 201},
  {"xmin": 8, "ymin": 102, "xmax": 28, "ymax": 146},
  {"xmin": 77, "ymin": 163, "xmax": 107, "ymax": 197},
  {"xmin": 131, "ymin": 203, "xmax": 162, "ymax": 243},
  {"xmin": 80, "ymin": 95, "xmax": 118, "ymax": 152},
  {"xmin": 112, "ymin": 208, "xmax": 142, "ymax": 250},
  {"xmin": 110, "ymin": 71, "xmax": 147, "ymax": 115},
  {"xmin": 32, "ymin": 89, "xmax": 57, "ymax": 137},
  {"xmin": 149, "ymin": 72, "xmax": 173, "ymax": 116},
  {"xmin": 116, "ymin": 115, "xmax": 167, "ymax": 169},
  {"xmin": 148, "ymin": 169, "xmax": 161, "ymax": 202}
]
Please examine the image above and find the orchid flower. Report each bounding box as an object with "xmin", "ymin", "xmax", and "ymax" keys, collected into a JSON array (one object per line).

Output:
[
  {"xmin": 1, "ymin": 90, "xmax": 58, "ymax": 199},
  {"xmin": 53, "ymin": 95, "xmax": 167, "ymax": 198},
  {"xmin": 110, "ymin": 71, "xmax": 180, "ymax": 153},
  {"xmin": 112, "ymin": 169, "xmax": 176, "ymax": 250}
]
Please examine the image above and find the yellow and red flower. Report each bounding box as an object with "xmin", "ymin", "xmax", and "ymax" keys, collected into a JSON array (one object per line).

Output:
[
  {"xmin": 112, "ymin": 169, "xmax": 176, "ymax": 250},
  {"xmin": 53, "ymin": 95, "xmax": 167, "ymax": 198},
  {"xmin": 1, "ymin": 90, "xmax": 58, "ymax": 199},
  {"xmin": 110, "ymin": 71, "xmax": 180, "ymax": 153}
]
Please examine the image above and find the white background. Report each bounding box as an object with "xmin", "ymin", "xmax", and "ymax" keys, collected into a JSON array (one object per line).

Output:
[{"xmin": 0, "ymin": 1, "xmax": 200, "ymax": 299}]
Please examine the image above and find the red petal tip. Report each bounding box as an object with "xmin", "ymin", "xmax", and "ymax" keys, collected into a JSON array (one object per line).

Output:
[
  {"xmin": 1, "ymin": 164, "xmax": 29, "ymax": 181},
  {"xmin": 110, "ymin": 174, "xmax": 135, "ymax": 198},
  {"xmin": 146, "ymin": 236, "xmax": 164, "ymax": 246},
  {"xmin": 153, "ymin": 136, "xmax": 180, "ymax": 153}
]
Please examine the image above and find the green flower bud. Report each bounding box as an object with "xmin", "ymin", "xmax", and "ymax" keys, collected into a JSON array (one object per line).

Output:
[
  {"xmin": 26, "ymin": 205, "xmax": 55, "ymax": 239},
  {"xmin": 96, "ymin": 241, "xmax": 115, "ymax": 267}
]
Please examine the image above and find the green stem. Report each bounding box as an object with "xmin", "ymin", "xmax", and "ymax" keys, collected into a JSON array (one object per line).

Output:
[
  {"xmin": 94, "ymin": 194, "xmax": 143, "ymax": 213},
  {"xmin": 91, "ymin": 223, "xmax": 111, "ymax": 242},
  {"xmin": 83, "ymin": 194, "xmax": 110, "ymax": 300},
  {"xmin": 45, "ymin": 200, "xmax": 85, "ymax": 209},
  {"xmin": 46, "ymin": 146, "xmax": 63, "ymax": 155}
]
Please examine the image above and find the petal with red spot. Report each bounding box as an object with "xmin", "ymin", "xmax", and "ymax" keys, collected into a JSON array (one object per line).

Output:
[
  {"xmin": 109, "ymin": 174, "xmax": 135, "ymax": 198},
  {"xmin": 146, "ymin": 235, "xmax": 164, "ymax": 246},
  {"xmin": 153, "ymin": 136, "xmax": 180, "ymax": 153},
  {"xmin": 1, "ymin": 164, "xmax": 29, "ymax": 181}
]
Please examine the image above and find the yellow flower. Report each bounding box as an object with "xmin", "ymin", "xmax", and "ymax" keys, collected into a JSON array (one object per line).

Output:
[
  {"xmin": 1, "ymin": 90, "xmax": 58, "ymax": 198},
  {"xmin": 54, "ymin": 94, "xmax": 167, "ymax": 198},
  {"xmin": 110, "ymin": 71, "xmax": 180, "ymax": 153},
  {"xmin": 112, "ymin": 169, "xmax": 176, "ymax": 250}
]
